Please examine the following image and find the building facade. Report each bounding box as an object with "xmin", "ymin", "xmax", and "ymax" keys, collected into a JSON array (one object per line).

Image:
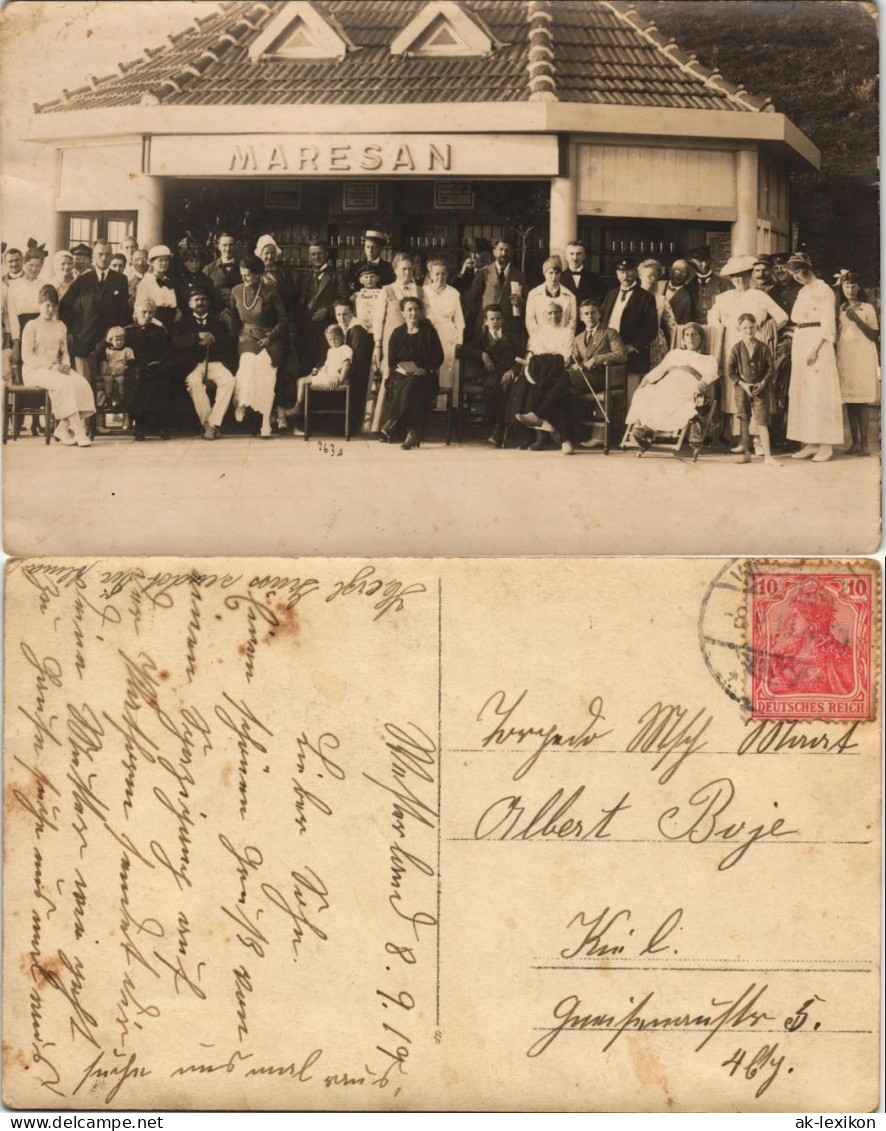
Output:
[{"xmin": 28, "ymin": 0, "xmax": 819, "ymax": 279}]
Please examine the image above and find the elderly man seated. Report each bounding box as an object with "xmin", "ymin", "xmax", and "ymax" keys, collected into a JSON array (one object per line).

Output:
[
  {"xmin": 516, "ymin": 298, "xmax": 626, "ymax": 454},
  {"xmin": 624, "ymin": 322, "xmax": 719, "ymax": 451}
]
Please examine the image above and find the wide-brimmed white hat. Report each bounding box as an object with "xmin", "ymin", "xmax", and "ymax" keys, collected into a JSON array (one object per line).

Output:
[
  {"xmin": 148, "ymin": 244, "xmax": 172, "ymax": 260},
  {"xmin": 720, "ymin": 254, "xmax": 757, "ymax": 278}
]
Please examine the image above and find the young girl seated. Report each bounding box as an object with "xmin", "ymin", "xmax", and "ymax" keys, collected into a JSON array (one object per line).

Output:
[
  {"xmin": 625, "ymin": 322, "xmax": 718, "ymax": 450},
  {"xmin": 96, "ymin": 326, "xmax": 134, "ymax": 407},
  {"xmin": 286, "ymin": 323, "xmax": 352, "ymax": 431}
]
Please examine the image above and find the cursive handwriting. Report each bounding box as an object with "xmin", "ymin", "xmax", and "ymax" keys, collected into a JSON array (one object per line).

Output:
[{"xmin": 477, "ymin": 690, "xmax": 613, "ymax": 780}]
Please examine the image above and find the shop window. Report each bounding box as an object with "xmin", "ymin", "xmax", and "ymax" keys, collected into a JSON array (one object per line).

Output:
[
  {"xmin": 68, "ymin": 215, "xmax": 98, "ymax": 245},
  {"xmin": 66, "ymin": 212, "xmax": 136, "ymax": 251},
  {"xmin": 391, "ymin": 1, "xmax": 495, "ymax": 57}
]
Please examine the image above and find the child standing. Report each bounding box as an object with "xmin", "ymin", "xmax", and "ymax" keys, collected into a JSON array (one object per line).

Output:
[
  {"xmin": 353, "ymin": 264, "xmax": 383, "ymax": 336},
  {"xmin": 96, "ymin": 326, "xmax": 134, "ymax": 407},
  {"xmin": 728, "ymin": 312, "xmax": 779, "ymax": 466}
]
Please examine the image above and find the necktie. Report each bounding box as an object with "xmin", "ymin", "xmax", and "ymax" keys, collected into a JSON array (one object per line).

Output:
[
  {"xmin": 498, "ymin": 268, "xmax": 505, "ymax": 284},
  {"xmin": 99, "ymin": 271, "xmax": 105, "ymax": 286}
]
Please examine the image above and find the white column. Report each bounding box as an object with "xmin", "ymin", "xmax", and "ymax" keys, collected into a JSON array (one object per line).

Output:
[
  {"xmin": 549, "ymin": 139, "xmax": 578, "ymax": 264},
  {"xmin": 52, "ymin": 210, "xmax": 69, "ymax": 256},
  {"xmin": 732, "ymin": 147, "xmax": 759, "ymax": 256},
  {"xmin": 136, "ymin": 175, "xmax": 164, "ymax": 249}
]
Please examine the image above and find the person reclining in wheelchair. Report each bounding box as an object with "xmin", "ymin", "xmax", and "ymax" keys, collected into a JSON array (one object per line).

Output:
[
  {"xmin": 515, "ymin": 298, "xmax": 626, "ymax": 454},
  {"xmin": 624, "ymin": 321, "xmax": 719, "ymax": 452}
]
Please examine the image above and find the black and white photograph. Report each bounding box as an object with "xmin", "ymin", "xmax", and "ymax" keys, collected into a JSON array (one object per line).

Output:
[{"xmin": 0, "ymin": 0, "xmax": 880, "ymax": 555}]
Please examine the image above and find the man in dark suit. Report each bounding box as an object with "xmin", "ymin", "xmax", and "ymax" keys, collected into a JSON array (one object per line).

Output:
[
  {"xmin": 464, "ymin": 240, "xmax": 527, "ymax": 340},
  {"xmin": 346, "ymin": 230, "xmax": 395, "ymax": 294},
  {"xmin": 660, "ymin": 258, "xmax": 696, "ymax": 330},
  {"xmin": 560, "ymin": 241, "xmax": 604, "ymax": 309},
  {"xmin": 203, "ymin": 231, "xmax": 241, "ymax": 306},
  {"xmin": 460, "ymin": 303, "xmax": 522, "ymax": 446},
  {"xmin": 174, "ymin": 283, "xmax": 237, "ymax": 440},
  {"xmin": 600, "ymin": 257, "xmax": 659, "ymax": 403},
  {"xmin": 295, "ymin": 240, "xmax": 349, "ymax": 373},
  {"xmin": 687, "ymin": 245, "xmax": 730, "ymax": 323},
  {"xmin": 332, "ymin": 300, "xmax": 374, "ymax": 434},
  {"xmin": 59, "ymin": 240, "xmax": 131, "ymax": 381}
]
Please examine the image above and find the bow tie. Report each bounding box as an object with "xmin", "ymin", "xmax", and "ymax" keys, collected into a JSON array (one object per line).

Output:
[{"xmin": 155, "ymin": 276, "xmax": 171, "ymax": 287}]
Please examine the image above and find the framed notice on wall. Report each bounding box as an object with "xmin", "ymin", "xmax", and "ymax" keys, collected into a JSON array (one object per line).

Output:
[
  {"xmin": 343, "ymin": 182, "xmax": 378, "ymax": 212},
  {"xmin": 265, "ymin": 182, "xmax": 302, "ymax": 209},
  {"xmin": 434, "ymin": 182, "xmax": 474, "ymax": 210}
]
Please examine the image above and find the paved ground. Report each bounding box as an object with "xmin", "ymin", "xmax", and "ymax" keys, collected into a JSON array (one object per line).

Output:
[{"xmin": 2, "ymin": 426, "xmax": 881, "ymax": 558}]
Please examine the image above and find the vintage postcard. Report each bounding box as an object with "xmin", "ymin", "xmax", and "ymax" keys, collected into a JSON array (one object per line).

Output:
[
  {"xmin": 0, "ymin": 0, "xmax": 881, "ymax": 557},
  {"xmin": 2, "ymin": 556, "xmax": 880, "ymax": 1111}
]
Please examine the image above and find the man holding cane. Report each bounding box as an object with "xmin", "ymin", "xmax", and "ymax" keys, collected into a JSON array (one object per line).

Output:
[{"xmin": 175, "ymin": 282, "xmax": 237, "ymax": 440}]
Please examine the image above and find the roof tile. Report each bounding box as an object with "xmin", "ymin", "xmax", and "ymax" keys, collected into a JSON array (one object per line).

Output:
[{"xmin": 37, "ymin": 0, "xmax": 765, "ymax": 114}]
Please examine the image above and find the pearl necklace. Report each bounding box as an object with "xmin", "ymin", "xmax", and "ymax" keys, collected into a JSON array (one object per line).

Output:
[{"xmin": 243, "ymin": 280, "xmax": 261, "ymax": 311}]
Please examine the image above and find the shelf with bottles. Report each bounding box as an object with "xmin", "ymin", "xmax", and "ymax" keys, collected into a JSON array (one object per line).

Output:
[{"xmin": 277, "ymin": 223, "xmax": 320, "ymax": 269}]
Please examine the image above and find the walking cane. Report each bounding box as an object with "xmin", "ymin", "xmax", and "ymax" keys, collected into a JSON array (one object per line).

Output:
[{"xmin": 578, "ymin": 364, "xmax": 610, "ymax": 424}]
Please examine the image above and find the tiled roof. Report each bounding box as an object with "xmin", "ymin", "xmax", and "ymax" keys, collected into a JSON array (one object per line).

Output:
[{"xmin": 36, "ymin": 0, "xmax": 772, "ymax": 114}]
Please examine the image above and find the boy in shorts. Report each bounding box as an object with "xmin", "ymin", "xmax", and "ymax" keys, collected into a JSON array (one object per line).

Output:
[{"xmin": 728, "ymin": 312, "xmax": 779, "ymax": 466}]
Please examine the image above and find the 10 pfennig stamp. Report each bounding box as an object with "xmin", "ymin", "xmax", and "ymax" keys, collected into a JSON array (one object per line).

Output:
[{"xmin": 749, "ymin": 565, "xmax": 876, "ymax": 721}]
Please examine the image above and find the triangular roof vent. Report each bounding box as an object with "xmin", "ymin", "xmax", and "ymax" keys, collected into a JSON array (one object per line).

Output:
[
  {"xmin": 248, "ymin": 1, "xmax": 350, "ymax": 61},
  {"xmin": 391, "ymin": 0, "xmax": 496, "ymax": 57}
]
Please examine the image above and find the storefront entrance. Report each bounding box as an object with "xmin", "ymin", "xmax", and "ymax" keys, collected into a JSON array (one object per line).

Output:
[
  {"xmin": 578, "ymin": 216, "xmax": 734, "ymax": 286},
  {"xmin": 165, "ymin": 177, "xmax": 551, "ymax": 277}
]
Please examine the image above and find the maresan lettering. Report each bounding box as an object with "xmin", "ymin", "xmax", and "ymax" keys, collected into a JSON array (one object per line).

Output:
[{"xmin": 229, "ymin": 141, "xmax": 452, "ymax": 174}]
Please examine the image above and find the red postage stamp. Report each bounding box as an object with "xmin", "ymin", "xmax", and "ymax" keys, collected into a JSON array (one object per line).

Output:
[{"xmin": 750, "ymin": 567, "xmax": 876, "ymax": 720}]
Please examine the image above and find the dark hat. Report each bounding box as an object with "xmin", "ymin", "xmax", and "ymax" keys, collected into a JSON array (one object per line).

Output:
[
  {"xmin": 688, "ymin": 245, "xmax": 712, "ymax": 260},
  {"xmin": 752, "ymin": 254, "xmax": 774, "ymax": 269},
  {"xmin": 614, "ymin": 257, "xmax": 638, "ymax": 270},
  {"xmin": 70, "ymin": 243, "xmax": 92, "ymax": 257},
  {"xmin": 187, "ymin": 281, "xmax": 211, "ymax": 299},
  {"xmin": 772, "ymin": 252, "xmax": 791, "ymax": 265},
  {"xmin": 358, "ymin": 262, "xmax": 381, "ymax": 278}
]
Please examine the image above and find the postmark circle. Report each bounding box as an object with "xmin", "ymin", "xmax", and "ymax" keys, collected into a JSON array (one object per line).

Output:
[{"xmin": 698, "ymin": 558, "xmax": 752, "ymax": 710}]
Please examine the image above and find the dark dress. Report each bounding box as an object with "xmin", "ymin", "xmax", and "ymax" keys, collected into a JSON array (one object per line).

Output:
[
  {"xmin": 124, "ymin": 320, "xmax": 183, "ymax": 433},
  {"xmin": 384, "ymin": 321, "xmax": 444, "ymax": 435}
]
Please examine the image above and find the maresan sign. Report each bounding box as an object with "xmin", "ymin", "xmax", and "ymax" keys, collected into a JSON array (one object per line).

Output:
[{"xmin": 147, "ymin": 133, "xmax": 560, "ymax": 178}]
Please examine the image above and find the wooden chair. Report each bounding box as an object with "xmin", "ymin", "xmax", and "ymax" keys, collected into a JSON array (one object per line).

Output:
[
  {"xmin": 303, "ymin": 383, "xmax": 351, "ymax": 441},
  {"xmin": 3, "ymin": 384, "xmax": 52, "ymax": 445},
  {"xmin": 423, "ymin": 386, "xmax": 453, "ymax": 445},
  {"xmin": 621, "ymin": 325, "xmax": 728, "ymax": 460},
  {"xmin": 572, "ymin": 361, "xmax": 628, "ymax": 455}
]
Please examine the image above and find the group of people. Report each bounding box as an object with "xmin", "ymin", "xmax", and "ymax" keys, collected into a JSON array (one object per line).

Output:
[{"xmin": 1, "ymin": 230, "xmax": 878, "ymax": 460}]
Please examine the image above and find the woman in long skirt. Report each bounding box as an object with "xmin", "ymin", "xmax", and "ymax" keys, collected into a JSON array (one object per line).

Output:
[
  {"xmin": 230, "ymin": 254, "xmax": 288, "ymax": 438},
  {"xmin": 784, "ymin": 252, "xmax": 844, "ymax": 462},
  {"xmin": 21, "ymin": 284, "xmax": 95, "ymax": 446},
  {"xmin": 836, "ymin": 273, "xmax": 879, "ymax": 456},
  {"xmin": 422, "ymin": 259, "xmax": 464, "ymax": 401}
]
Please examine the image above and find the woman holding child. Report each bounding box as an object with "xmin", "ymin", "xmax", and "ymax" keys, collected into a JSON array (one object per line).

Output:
[{"xmin": 21, "ymin": 284, "xmax": 95, "ymax": 446}]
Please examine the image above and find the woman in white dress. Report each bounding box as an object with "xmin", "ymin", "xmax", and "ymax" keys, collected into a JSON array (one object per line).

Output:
[
  {"xmin": 422, "ymin": 260, "xmax": 464, "ymax": 399},
  {"xmin": 708, "ymin": 255, "xmax": 788, "ymax": 441},
  {"xmin": 626, "ymin": 322, "xmax": 719, "ymax": 446},
  {"xmin": 638, "ymin": 259, "xmax": 674, "ymax": 367},
  {"xmin": 836, "ymin": 273, "xmax": 879, "ymax": 456},
  {"xmin": 785, "ymin": 252, "xmax": 843, "ymax": 462},
  {"xmin": 370, "ymin": 253, "xmax": 422, "ymax": 431},
  {"xmin": 21, "ymin": 284, "xmax": 95, "ymax": 446}
]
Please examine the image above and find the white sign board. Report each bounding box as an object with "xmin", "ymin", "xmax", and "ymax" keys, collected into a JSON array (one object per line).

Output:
[{"xmin": 148, "ymin": 133, "xmax": 560, "ymax": 178}]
